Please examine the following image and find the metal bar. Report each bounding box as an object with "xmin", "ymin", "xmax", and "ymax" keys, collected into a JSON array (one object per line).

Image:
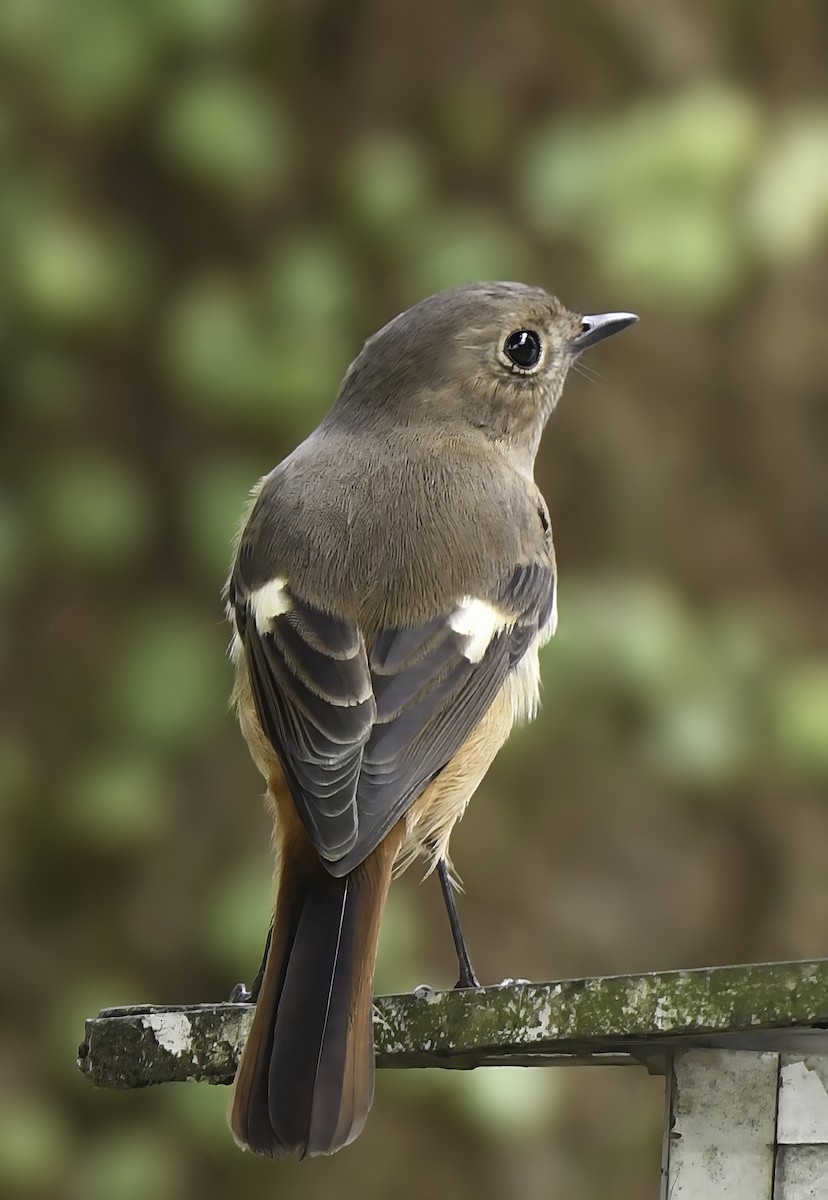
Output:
[{"xmin": 78, "ymin": 958, "xmax": 828, "ymax": 1090}]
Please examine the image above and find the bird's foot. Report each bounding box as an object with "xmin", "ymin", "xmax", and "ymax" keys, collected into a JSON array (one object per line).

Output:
[
  {"xmin": 228, "ymin": 982, "xmax": 254, "ymax": 1003},
  {"xmin": 454, "ymin": 965, "xmax": 481, "ymax": 990}
]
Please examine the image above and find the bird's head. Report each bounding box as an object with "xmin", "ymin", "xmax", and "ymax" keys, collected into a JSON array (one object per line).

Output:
[{"xmin": 332, "ymin": 282, "xmax": 637, "ymax": 471}]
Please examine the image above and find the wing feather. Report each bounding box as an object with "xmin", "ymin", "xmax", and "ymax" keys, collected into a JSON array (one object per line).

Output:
[{"xmin": 231, "ymin": 563, "xmax": 555, "ymax": 874}]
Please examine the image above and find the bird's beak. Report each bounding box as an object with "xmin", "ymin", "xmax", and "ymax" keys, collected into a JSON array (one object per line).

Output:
[{"xmin": 571, "ymin": 311, "xmax": 638, "ymax": 353}]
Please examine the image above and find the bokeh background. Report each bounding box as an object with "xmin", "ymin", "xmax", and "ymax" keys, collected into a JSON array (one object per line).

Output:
[{"xmin": 3, "ymin": 1, "xmax": 828, "ymax": 1197}]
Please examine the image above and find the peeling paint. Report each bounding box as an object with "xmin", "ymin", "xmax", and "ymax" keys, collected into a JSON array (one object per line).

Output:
[
  {"xmin": 778, "ymin": 1059, "xmax": 828, "ymax": 1143},
  {"xmin": 144, "ymin": 1012, "xmax": 193, "ymax": 1057}
]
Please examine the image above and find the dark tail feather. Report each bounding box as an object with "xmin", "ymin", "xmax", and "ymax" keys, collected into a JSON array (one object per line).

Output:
[{"xmin": 230, "ymin": 824, "xmax": 400, "ymax": 1158}]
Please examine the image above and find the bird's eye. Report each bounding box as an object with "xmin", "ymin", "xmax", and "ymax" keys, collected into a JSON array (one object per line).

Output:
[{"xmin": 503, "ymin": 330, "xmax": 542, "ymax": 371}]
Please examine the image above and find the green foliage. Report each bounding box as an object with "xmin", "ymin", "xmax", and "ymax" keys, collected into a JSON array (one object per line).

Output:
[
  {"xmin": 519, "ymin": 86, "xmax": 757, "ymax": 308},
  {"xmin": 772, "ymin": 663, "xmax": 828, "ymax": 776},
  {"xmin": 519, "ymin": 84, "xmax": 828, "ymax": 308},
  {"xmin": 0, "ymin": 734, "xmax": 33, "ymax": 814},
  {"xmin": 39, "ymin": 456, "xmax": 154, "ymax": 568},
  {"xmin": 65, "ymin": 752, "xmax": 173, "ymax": 847},
  {"xmin": 747, "ymin": 111, "xmax": 828, "ymax": 262},
  {"xmin": 158, "ymin": 73, "xmax": 293, "ymax": 196},
  {"xmin": 111, "ymin": 609, "xmax": 226, "ymax": 750},
  {"xmin": 0, "ymin": 0, "xmax": 158, "ymax": 120},
  {"xmin": 203, "ymin": 859, "xmax": 274, "ymax": 975},
  {"xmin": 72, "ymin": 1129, "xmax": 184, "ymax": 1200},
  {"xmin": 339, "ymin": 134, "xmax": 435, "ymax": 233},
  {"xmin": 165, "ymin": 272, "xmax": 347, "ymax": 432},
  {"xmin": 0, "ymin": 1097, "xmax": 71, "ymax": 1193},
  {"xmin": 157, "ymin": 0, "xmax": 253, "ymax": 43},
  {"xmin": 263, "ymin": 231, "xmax": 359, "ymax": 328},
  {"xmin": 544, "ymin": 579, "xmax": 770, "ymax": 787},
  {"xmin": 180, "ymin": 457, "xmax": 265, "ymax": 579},
  {"xmin": 0, "ymin": 498, "xmax": 26, "ymax": 599},
  {"xmin": 401, "ymin": 207, "xmax": 533, "ymax": 298},
  {"xmin": 12, "ymin": 210, "xmax": 144, "ymax": 328}
]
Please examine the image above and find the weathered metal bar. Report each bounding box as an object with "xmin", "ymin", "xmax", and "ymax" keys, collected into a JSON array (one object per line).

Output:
[{"xmin": 78, "ymin": 959, "xmax": 828, "ymax": 1090}]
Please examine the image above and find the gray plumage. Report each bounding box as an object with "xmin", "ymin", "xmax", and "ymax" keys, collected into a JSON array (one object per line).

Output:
[{"xmin": 227, "ymin": 281, "xmax": 636, "ymax": 1157}]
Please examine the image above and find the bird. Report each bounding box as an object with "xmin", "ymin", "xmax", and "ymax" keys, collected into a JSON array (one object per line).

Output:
[{"xmin": 224, "ymin": 281, "xmax": 636, "ymax": 1159}]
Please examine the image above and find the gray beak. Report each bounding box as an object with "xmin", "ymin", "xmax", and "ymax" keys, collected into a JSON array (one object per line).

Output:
[{"xmin": 571, "ymin": 311, "xmax": 638, "ymax": 353}]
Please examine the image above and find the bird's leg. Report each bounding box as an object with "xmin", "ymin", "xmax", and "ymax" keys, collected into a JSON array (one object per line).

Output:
[
  {"xmin": 228, "ymin": 925, "xmax": 272, "ymax": 1004},
  {"xmin": 437, "ymin": 858, "xmax": 480, "ymax": 989}
]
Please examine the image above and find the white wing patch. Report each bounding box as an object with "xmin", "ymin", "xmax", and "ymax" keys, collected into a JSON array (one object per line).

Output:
[
  {"xmin": 449, "ymin": 596, "xmax": 512, "ymax": 663},
  {"xmin": 249, "ymin": 576, "xmax": 292, "ymax": 634}
]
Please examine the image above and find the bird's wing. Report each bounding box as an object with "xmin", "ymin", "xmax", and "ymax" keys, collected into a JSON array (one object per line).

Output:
[{"xmin": 229, "ymin": 563, "xmax": 555, "ymax": 875}]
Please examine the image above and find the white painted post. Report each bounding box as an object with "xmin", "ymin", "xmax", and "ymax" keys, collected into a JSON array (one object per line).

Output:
[
  {"xmin": 661, "ymin": 1050, "xmax": 779, "ymax": 1199},
  {"xmin": 775, "ymin": 1056, "xmax": 828, "ymax": 1199},
  {"xmin": 663, "ymin": 1051, "xmax": 828, "ymax": 1198}
]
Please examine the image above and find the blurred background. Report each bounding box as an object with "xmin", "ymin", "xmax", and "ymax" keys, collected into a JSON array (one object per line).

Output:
[{"xmin": 2, "ymin": 0, "xmax": 828, "ymax": 1197}]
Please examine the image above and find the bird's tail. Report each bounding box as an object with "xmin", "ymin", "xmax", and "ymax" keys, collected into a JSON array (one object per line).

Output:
[{"xmin": 229, "ymin": 812, "xmax": 402, "ymax": 1158}]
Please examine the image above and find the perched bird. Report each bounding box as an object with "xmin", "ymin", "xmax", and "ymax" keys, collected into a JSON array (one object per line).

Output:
[{"xmin": 225, "ymin": 281, "xmax": 636, "ymax": 1158}]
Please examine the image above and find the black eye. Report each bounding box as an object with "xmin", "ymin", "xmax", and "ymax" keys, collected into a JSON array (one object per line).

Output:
[{"xmin": 503, "ymin": 329, "xmax": 542, "ymax": 370}]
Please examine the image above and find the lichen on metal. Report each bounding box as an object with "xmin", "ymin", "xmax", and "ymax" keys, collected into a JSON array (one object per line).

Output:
[{"xmin": 78, "ymin": 958, "xmax": 828, "ymax": 1090}]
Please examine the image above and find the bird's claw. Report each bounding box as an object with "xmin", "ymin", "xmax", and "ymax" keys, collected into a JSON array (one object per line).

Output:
[{"xmin": 454, "ymin": 969, "xmax": 481, "ymax": 990}]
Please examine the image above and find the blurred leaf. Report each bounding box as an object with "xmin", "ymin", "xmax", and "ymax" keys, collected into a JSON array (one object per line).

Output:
[
  {"xmin": 65, "ymin": 752, "xmax": 173, "ymax": 847},
  {"xmin": 155, "ymin": 0, "xmax": 253, "ymax": 42},
  {"xmin": 547, "ymin": 577, "xmax": 702, "ymax": 700},
  {"xmin": 71, "ymin": 1129, "xmax": 183, "ymax": 1200},
  {"xmin": 385, "ymin": 1064, "xmax": 563, "ymax": 1141},
  {"xmin": 0, "ymin": 0, "xmax": 157, "ymax": 121},
  {"xmin": 644, "ymin": 687, "xmax": 753, "ymax": 786},
  {"xmin": 601, "ymin": 201, "xmax": 745, "ymax": 309},
  {"xmin": 0, "ymin": 1097, "xmax": 71, "ymax": 1192},
  {"xmin": 376, "ymin": 887, "xmax": 425, "ymax": 991},
  {"xmin": 709, "ymin": 607, "xmax": 772, "ymax": 682},
  {"xmin": 262, "ymin": 231, "xmax": 359, "ymax": 327},
  {"xmin": 519, "ymin": 85, "xmax": 760, "ymax": 309},
  {"xmin": 11, "ymin": 211, "xmax": 144, "ymax": 328},
  {"xmin": 402, "ymin": 208, "xmax": 532, "ymax": 298},
  {"xmin": 112, "ymin": 608, "xmax": 226, "ymax": 750},
  {"xmin": 203, "ymin": 858, "xmax": 273, "ymax": 975},
  {"xmin": 158, "ymin": 73, "xmax": 292, "ymax": 195},
  {"xmin": 166, "ymin": 274, "xmax": 346, "ymax": 432},
  {"xmin": 519, "ymin": 115, "xmax": 613, "ymax": 237},
  {"xmin": 0, "ymin": 734, "xmax": 34, "ymax": 815},
  {"xmin": 162, "ymin": 1084, "xmax": 237, "ymax": 1157},
  {"xmin": 437, "ymin": 81, "xmax": 512, "ymax": 165},
  {"xmin": 180, "ymin": 458, "xmax": 265, "ymax": 580},
  {"xmin": 39, "ymin": 455, "xmax": 154, "ymax": 569},
  {"xmin": 267, "ymin": 326, "xmax": 350, "ymax": 433},
  {"xmin": 601, "ymin": 86, "xmax": 760, "ymax": 203},
  {"xmin": 339, "ymin": 134, "xmax": 434, "ymax": 232},
  {"xmin": 0, "ymin": 495, "xmax": 27, "ymax": 598},
  {"xmin": 0, "ymin": 99, "xmax": 13, "ymax": 157},
  {"xmin": 448, "ymin": 1068, "xmax": 563, "ymax": 1140},
  {"xmin": 11, "ymin": 347, "xmax": 87, "ymax": 423},
  {"xmin": 747, "ymin": 110, "xmax": 828, "ymax": 262},
  {"xmin": 165, "ymin": 276, "xmax": 270, "ymax": 414},
  {"xmin": 772, "ymin": 662, "xmax": 828, "ymax": 776}
]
